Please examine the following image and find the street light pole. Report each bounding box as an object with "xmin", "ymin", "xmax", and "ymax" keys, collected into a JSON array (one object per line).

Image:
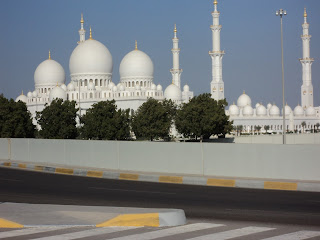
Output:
[{"xmin": 276, "ymin": 9, "xmax": 287, "ymax": 144}]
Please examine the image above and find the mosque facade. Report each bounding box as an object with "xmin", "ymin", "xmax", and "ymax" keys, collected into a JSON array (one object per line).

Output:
[{"xmin": 16, "ymin": 1, "xmax": 320, "ymax": 133}]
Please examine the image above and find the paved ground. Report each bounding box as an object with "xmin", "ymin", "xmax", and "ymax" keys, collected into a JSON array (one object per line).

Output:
[{"xmin": 0, "ymin": 222, "xmax": 320, "ymax": 240}]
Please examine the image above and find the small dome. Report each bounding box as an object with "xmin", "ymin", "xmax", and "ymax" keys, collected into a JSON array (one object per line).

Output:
[
  {"xmin": 157, "ymin": 84, "xmax": 162, "ymax": 91},
  {"xmin": 306, "ymin": 106, "xmax": 316, "ymax": 116},
  {"xmin": 67, "ymin": 82, "xmax": 75, "ymax": 91},
  {"xmin": 269, "ymin": 105, "xmax": 280, "ymax": 116},
  {"xmin": 164, "ymin": 84, "xmax": 181, "ymax": 101},
  {"xmin": 229, "ymin": 103, "xmax": 239, "ymax": 116},
  {"xmin": 243, "ymin": 105, "xmax": 254, "ymax": 116},
  {"xmin": 294, "ymin": 105, "xmax": 304, "ymax": 116},
  {"xmin": 112, "ymin": 86, "xmax": 118, "ymax": 92},
  {"xmin": 32, "ymin": 90, "xmax": 38, "ymax": 98},
  {"xmin": 61, "ymin": 84, "xmax": 67, "ymax": 91},
  {"xmin": 27, "ymin": 91, "xmax": 32, "ymax": 98},
  {"xmin": 282, "ymin": 105, "xmax": 292, "ymax": 116},
  {"xmin": 255, "ymin": 103, "xmax": 261, "ymax": 108},
  {"xmin": 15, "ymin": 92, "xmax": 27, "ymax": 103},
  {"xmin": 183, "ymin": 85, "xmax": 190, "ymax": 92},
  {"xmin": 108, "ymin": 82, "xmax": 115, "ymax": 90},
  {"xmin": 267, "ymin": 103, "xmax": 272, "ymax": 109},
  {"xmin": 135, "ymin": 84, "xmax": 141, "ymax": 90},
  {"xmin": 119, "ymin": 49, "xmax": 154, "ymax": 79},
  {"xmin": 237, "ymin": 91, "xmax": 252, "ymax": 108},
  {"xmin": 34, "ymin": 58, "xmax": 65, "ymax": 87},
  {"xmin": 88, "ymin": 82, "xmax": 95, "ymax": 91},
  {"xmin": 119, "ymin": 84, "xmax": 125, "ymax": 91},
  {"xmin": 49, "ymin": 86, "xmax": 67, "ymax": 101},
  {"xmin": 69, "ymin": 39, "xmax": 113, "ymax": 75},
  {"xmin": 256, "ymin": 104, "xmax": 267, "ymax": 116},
  {"xmin": 151, "ymin": 84, "xmax": 157, "ymax": 90}
]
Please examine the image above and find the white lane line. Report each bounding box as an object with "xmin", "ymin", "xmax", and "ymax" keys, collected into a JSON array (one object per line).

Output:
[
  {"xmin": 0, "ymin": 227, "xmax": 70, "ymax": 239},
  {"xmin": 186, "ymin": 226, "xmax": 275, "ymax": 240},
  {"xmin": 261, "ymin": 230, "xmax": 320, "ymax": 240},
  {"xmin": 31, "ymin": 227, "xmax": 139, "ymax": 240},
  {"xmin": 108, "ymin": 223, "xmax": 224, "ymax": 240}
]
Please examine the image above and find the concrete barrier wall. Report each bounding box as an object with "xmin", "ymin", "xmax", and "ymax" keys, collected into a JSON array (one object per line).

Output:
[
  {"xmin": 0, "ymin": 138, "xmax": 9, "ymax": 160},
  {"xmin": 2, "ymin": 138, "xmax": 320, "ymax": 181},
  {"xmin": 234, "ymin": 133, "xmax": 320, "ymax": 144}
]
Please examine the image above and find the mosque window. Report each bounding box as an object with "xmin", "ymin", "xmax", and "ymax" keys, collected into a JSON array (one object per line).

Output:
[
  {"xmin": 128, "ymin": 82, "xmax": 130, "ymax": 87},
  {"xmin": 132, "ymin": 82, "xmax": 135, "ymax": 87},
  {"xmin": 136, "ymin": 81, "xmax": 139, "ymax": 86},
  {"xmin": 90, "ymin": 93, "xmax": 93, "ymax": 99},
  {"xmin": 147, "ymin": 92, "xmax": 149, "ymax": 96},
  {"xmin": 144, "ymin": 82, "xmax": 146, "ymax": 87},
  {"xmin": 140, "ymin": 81, "xmax": 143, "ymax": 86},
  {"xmin": 95, "ymin": 79, "xmax": 98, "ymax": 86},
  {"xmin": 72, "ymin": 93, "xmax": 74, "ymax": 100},
  {"xmin": 100, "ymin": 79, "xmax": 102, "ymax": 86},
  {"xmin": 109, "ymin": 93, "xmax": 111, "ymax": 98}
]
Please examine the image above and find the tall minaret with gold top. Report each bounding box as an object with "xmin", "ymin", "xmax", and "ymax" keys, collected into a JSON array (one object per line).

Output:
[
  {"xmin": 78, "ymin": 13, "xmax": 86, "ymax": 44},
  {"xmin": 170, "ymin": 24, "xmax": 182, "ymax": 88},
  {"xmin": 210, "ymin": 0, "xmax": 225, "ymax": 101},
  {"xmin": 300, "ymin": 8, "xmax": 314, "ymax": 108}
]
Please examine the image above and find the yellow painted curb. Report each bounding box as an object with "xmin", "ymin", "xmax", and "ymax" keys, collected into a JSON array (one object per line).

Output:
[
  {"xmin": 119, "ymin": 173, "xmax": 139, "ymax": 181},
  {"xmin": 18, "ymin": 163, "xmax": 26, "ymax": 169},
  {"xmin": 0, "ymin": 218, "xmax": 24, "ymax": 228},
  {"xmin": 87, "ymin": 170, "xmax": 103, "ymax": 178},
  {"xmin": 55, "ymin": 168, "xmax": 74, "ymax": 175},
  {"xmin": 264, "ymin": 181, "xmax": 297, "ymax": 191},
  {"xmin": 34, "ymin": 166, "xmax": 44, "ymax": 171},
  {"xmin": 3, "ymin": 162, "xmax": 11, "ymax": 167},
  {"xmin": 207, "ymin": 178, "xmax": 236, "ymax": 187},
  {"xmin": 96, "ymin": 213, "xmax": 159, "ymax": 227},
  {"xmin": 159, "ymin": 176, "xmax": 183, "ymax": 184}
]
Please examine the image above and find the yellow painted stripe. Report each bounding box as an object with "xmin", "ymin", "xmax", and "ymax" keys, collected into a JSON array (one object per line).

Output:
[
  {"xmin": 34, "ymin": 166, "xmax": 44, "ymax": 171},
  {"xmin": 96, "ymin": 213, "xmax": 159, "ymax": 227},
  {"xmin": 3, "ymin": 162, "xmax": 11, "ymax": 167},
  {"xmin": 119, "ymin": 173, "xmax": 139, "ymax": 181},
  {"xmin": 159, "ymin": 176, "xmax": 183, "ymax": 184},
  {"xmin": 0, "ymin": 218, "xmax": 24, "ymax": 228},
  {"xmin": 207, "ymin": 178, "xmax": 236, "ymax": 187},
  {"xmin": 264, "ymin": 181, "xmax": 297, "ymax": 191},
  {"xmin": 87, "ymin": 170, "xmax": 103, "ymax": 178},
  {"xmin": 18, "ymin": 163, "xmax": 26, "ymax": 169},
  {"xmin": 55, "ymin": 168, "xmax": 74, "ymax": 175}
]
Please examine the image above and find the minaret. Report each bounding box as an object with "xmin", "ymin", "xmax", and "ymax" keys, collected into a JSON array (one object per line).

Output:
[
  {"xmin": 300, "ymin": 8, "xmax": 314, "ymax": 108},
  {"xmin": 78, "ymin": 13, "xmax": 86, "ymax": 44},
  {"xmin": 209, "ymin": 0, "xmax": 225, "ymax": 100},
  {"xmin": 170, "ymin": 24, "xmax": 182, "ymax": 88}
]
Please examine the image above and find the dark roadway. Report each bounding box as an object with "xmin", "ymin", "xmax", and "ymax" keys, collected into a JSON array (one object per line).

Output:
[{"xmin": 1, "ymin": 167, "xmax": 320, "ymax": 226}]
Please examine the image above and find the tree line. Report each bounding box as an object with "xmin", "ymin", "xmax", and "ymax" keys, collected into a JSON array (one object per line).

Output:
[{"xmin": 0, "ymin": 93, "xmax": 233, "ymax": 141}]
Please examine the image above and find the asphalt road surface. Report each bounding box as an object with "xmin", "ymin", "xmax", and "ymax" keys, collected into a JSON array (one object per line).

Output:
[{"xmin": 1, "ymin": 167, "xmax": 320, "ymax": 227}]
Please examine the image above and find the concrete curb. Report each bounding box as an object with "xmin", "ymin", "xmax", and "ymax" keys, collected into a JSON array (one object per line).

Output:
[{"xmin": 1, "ymin": 160, "xmax": 320, "ymax": 193}]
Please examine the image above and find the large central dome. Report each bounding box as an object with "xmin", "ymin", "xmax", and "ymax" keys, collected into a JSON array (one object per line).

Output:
[
  {"xmin": 69, "ymin": 39, "xmax": 113, "ymax": 75},
  {"xmin": 119, "ymin": 49, "xmax": 154, "ymax": 79}
]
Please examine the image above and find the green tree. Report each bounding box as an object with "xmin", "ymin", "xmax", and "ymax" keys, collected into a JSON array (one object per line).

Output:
[
  {"xmin": 0, "ymin": 94, "xmax": 35, "ymax": 138},
  {"xmin": 236, "ymin": 125, "xmax": 243, "ymax": 136},
  {"xmin": 315, "ymin": 123, "xmax": 320, "ymax": 133},
  {"xmin": 36, "ymin": 99, "xmax": 78, "ymax": 139},
  {"xmin": 131, "ymin": 98, "xmax": 176, "ymax": 141},
  {"xmin": 175, "ymin": 93, "xmax": 232, "ymax": 141},
  {"xmin": 80, "ymin": 100, "xmax": 130, "ymax": 140},
  {"xmin": 264, "ymin": 125, "xmax": 270, "ymax": 132},
  {"xmin": 255, "ymin": 125, "xmax": 262, "ymax": 134}
]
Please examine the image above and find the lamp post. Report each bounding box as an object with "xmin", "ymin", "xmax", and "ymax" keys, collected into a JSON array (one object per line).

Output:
[{"xmin": 276, "ymin": 9, "xmax": 287, "ymax": 144}]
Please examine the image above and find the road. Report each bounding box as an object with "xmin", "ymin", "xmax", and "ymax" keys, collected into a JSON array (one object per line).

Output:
[{"xmin": 1, "ymin": 167, "xmax": 320, "ymax": 227}]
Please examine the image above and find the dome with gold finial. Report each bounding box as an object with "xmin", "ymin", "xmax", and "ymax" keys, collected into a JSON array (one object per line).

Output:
[
  {"xmin": 69, "ymin": 27, "xmax": 113, "ymax": 75},
  {"xmin": 15, "ymin": 90, "xmax": 27, "ymax": 103},
  {"xmin": 34, "ymin": 51, "xmax": 65, "ymax": 87},
  {"xmin": 237, "ymin": 91, "xmax": 252, "ymax": 108},
  {"xmin": 119, "ymin": 40, "xmax": 154, "ymax": 80}
]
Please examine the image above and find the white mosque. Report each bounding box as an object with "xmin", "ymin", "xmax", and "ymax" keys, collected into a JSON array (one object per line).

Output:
[{"xmin": 16, "ymin": 1, "xmax": 320, "ymax": 134}]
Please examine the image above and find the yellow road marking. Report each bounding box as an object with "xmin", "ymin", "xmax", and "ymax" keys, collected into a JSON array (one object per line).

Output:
[
  {"xmin": 264, "ymin": 181, "xmax": 297, "ymax": 191},
  {"xmin": 0, "ymin": 218, "xmax": 24, "ymax": 228},
  {"xmin": 87, "ymin": 170, "xmax": 103, "ymax": 178},
  {"xmin": 119, "ymin": 173, "xmax": 139, "ymax": 181},
  {"xmin": 96, "ymin": 213, "xmax": 159, "ymax": 227},
  {"xmin": 55, "ymin": 168, "xmax": 74, "ymax": 175},
  {"xmin": 207, "ymin": 178, "xmax": 236, "ymax": 187},
  {"xmin": 34, "ymin": 166, "xmax": 44, "ymax": 171},
  {"xmin": 3, "ymin": 162, "xmax": 11, "ymax": 167},
  {"xmin": 18, "ymin": 163, "xmax": 26, "ymax": 169},
  {"xmin": 159, "ymin": 176, "xmax": 183, "ymax": 184}
]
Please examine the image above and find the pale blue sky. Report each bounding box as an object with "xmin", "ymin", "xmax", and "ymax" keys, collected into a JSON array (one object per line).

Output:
[{"xmin": 1, "ymin": 0, "xmax": 319, "ymax": 108}]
